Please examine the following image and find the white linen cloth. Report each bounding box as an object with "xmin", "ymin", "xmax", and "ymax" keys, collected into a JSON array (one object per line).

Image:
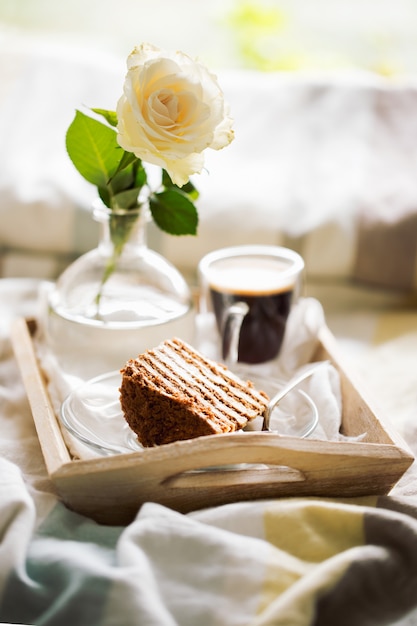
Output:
[{"xmin": 2, "ymin": 278, "xmax": 417, "ymax": 626}]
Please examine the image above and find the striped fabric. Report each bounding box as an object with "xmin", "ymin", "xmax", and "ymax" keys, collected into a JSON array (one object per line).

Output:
[{"xmin": 1, "ymin": 482, "xmax": 417, "ymax": 625}]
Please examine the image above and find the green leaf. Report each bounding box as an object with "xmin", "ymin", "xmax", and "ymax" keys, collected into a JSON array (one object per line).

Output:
[
  {"xmin": 133, "ymin": 160, "xmax": 147, "ymax": 188},
  {"xmin": 92, "ymin": 108, "xmax": 118, "ymax": 127},
  {"xmin": 111, "ymin": 187, "xmax": 142, "ymax": 210},
  {"xmin": 108, "ymin": 154, "xmax": 147, "ymax": 198},
  {"xmin": 182, "ymin": 180, "xmax": 199, "ymax": 201},
  {"xmin": 149, "ymin": 189, "xmax": 198, "ymax": 235},
  {"xmin": 161, "ymin": 169, "xmax": 199, "ymax": 201},
  {"xmin": 110, "ymin": 163, "xmax": 135, "ymax": 194},
  {"xmin": 114, "ymin": 150, "xmax": 138, "ymax": 175},
  {"xmin": 98, "ymin": 186, "xmax": 111, "ymax": 208},
  {"xmin": 161, "ymin": 169, "xmax": 174, "ymax": 188},
  {"xmin": 66, "ymin": 110, "xmax": 121, "ymax": 188}
]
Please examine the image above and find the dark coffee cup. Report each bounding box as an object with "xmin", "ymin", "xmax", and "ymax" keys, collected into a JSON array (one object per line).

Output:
[{"xmin": 199, "ymin": 246, "xmax": 304, "ymax": 365}]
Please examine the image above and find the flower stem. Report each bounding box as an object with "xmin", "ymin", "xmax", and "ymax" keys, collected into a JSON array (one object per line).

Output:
[{"xmin": 94, "ymin": 207, "xmax": 142, "ymax": 314}]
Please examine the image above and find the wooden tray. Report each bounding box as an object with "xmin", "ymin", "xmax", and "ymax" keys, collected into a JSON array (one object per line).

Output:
[{"xmin": 11, "ymin": 317, "xmax": 414, "ymax": 525}]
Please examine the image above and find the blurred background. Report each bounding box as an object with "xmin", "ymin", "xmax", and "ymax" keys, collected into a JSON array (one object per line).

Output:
[
  {"xmin": 1, "ymin": 0, "xmax": 417, "ymax": 76},
  {"xmin": 1, "ymin": 0, "xmax": 417, "ymax": 295},
  {"xmin": 1, "ymin": 0, "xmax": 417, "ymax": 416}
]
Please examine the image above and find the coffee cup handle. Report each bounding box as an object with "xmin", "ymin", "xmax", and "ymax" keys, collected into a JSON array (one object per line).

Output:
[{"xmin": 221, "ymin": 301, "xmax": 249, "ymax": 366}]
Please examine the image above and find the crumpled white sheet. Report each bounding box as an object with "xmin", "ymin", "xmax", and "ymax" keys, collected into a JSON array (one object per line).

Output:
[
  {"xmin": 3, "ymin": 277, "xmax": 417, "ymax": 626},
  {"xmin": 2, "ymin": 449, "xmax": 417, "ymax": 626}
]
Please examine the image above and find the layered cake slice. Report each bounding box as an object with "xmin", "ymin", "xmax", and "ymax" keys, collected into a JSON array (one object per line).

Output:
[{"xmin": 119, "ymin": 337, "xmax": 269, "ymax": 447}]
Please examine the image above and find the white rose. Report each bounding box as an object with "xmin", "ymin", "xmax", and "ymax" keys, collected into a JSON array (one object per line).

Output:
[{"xmin": 116, "ymin": 43, "xmax": 234, "ymax": 187}]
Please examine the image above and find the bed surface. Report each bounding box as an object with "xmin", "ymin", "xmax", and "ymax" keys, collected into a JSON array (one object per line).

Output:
[{"xmin": 1, "ymin": 277, "xmax": 417, "ymax": 625}]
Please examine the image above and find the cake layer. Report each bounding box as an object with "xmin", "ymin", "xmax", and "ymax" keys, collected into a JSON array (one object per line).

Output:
[{"xmin": 119, "ymin": 338, "xmax": 269, "ymax": 446}]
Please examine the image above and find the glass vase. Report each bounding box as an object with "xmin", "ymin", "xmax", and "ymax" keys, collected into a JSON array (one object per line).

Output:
[{"xmin": 44, "ymin": 200, "xmax": 195, "ymax": 379}]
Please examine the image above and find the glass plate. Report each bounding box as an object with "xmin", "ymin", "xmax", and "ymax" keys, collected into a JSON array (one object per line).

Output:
[{"xmin": 60, "ymin": 370, "xmax": 319, "ymax": 457}]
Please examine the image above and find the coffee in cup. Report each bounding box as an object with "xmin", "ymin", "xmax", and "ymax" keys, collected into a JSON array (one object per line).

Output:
[{"xmin": 199, "ymin": 246, "xmax": 304, "ymax": 365}]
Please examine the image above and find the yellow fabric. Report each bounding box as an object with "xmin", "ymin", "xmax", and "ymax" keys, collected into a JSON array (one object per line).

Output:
[{"xmin": 255, "ymin": 497, "xmax": 377, "ymax": 623}]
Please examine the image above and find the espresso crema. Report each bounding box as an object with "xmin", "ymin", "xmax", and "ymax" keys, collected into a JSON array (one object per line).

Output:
[{"xmin": 207, "ymin": 257, "xmax": 297, "ymax": 364}]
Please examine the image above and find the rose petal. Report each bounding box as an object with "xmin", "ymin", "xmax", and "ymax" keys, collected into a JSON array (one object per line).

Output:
[{"xmin": 116, "ymin": 43, "xmax": 234, "ymax": 186}]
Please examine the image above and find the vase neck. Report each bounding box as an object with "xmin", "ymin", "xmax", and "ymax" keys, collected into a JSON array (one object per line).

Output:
[{"xmin": 93, "ymin": 201, "xmax": 149, "ymax": 255}]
